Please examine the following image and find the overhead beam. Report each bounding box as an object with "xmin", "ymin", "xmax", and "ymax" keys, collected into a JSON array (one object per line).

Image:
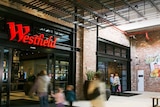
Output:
[
  {"xmin": 117, "ymin": 18, "xmax": 160, "ymax": 32},
  {"xmin": 67, "ymin": 0, "xmax": 116, "ymax": 26},
  {"xmin": 94, "ymin": 0, "xmax": 129, "ymax": 21},
  {"xmin": 122, "ymin": 0, "xmax": 146, "ymax": 19},
  {"xmin": 9, "ymin": 0, "xmax": 93, "ymax": 29},
  {"xmin": 44, "ymin": 1, "xmax": 103, "ymax": 27},
  {"xmin": 148, "ymin": 0, "xmax": 160, "ymax": 12}
]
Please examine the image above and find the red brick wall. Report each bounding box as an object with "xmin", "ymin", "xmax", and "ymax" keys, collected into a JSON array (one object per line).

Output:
[
  {"xmin": 75, "ymin": 28, "xmax": 129, "ymax": 99},
  {"xmin": 131, "ymin": 31, "xmax": 160, "ymax": 92}
]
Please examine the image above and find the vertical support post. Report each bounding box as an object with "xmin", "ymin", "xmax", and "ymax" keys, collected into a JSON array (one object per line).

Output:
[{"xmin": 96, "ymin": 17, "xmax": 99, "ymax": 71}]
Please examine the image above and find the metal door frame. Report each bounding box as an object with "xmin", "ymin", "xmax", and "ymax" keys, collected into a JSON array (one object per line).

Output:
[{"xmin": 0, "ymin": 47, "xmax": 12, "ymax": 107}]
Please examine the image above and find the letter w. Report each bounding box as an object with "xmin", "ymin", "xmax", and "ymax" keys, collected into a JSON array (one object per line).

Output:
[{"xmin": 7, "ymin": 22, "xmax": 30, "ymax": 42}]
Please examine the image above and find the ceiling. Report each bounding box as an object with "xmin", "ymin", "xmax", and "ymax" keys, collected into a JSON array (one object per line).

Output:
[{"xmin": 9, "ymin": 0, "xmax": 160, "ymax": 31}]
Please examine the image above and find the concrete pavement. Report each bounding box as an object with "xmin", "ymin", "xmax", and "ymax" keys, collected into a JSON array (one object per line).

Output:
[
  {"xmin": 70, "ymin": 91, "xmax": 159, "ymax": 107},
  {"xmin": 10, "ymin": 91, "xmax": 159, "ymax": 107}
]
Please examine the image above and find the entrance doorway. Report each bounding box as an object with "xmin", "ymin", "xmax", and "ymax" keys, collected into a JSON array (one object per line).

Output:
[
  {"xmin": 0, "ymin": 48, "xmax": 70, "ymax": 106},
  {"xmin": 98, "ymin": 58, "xmax": 128, "ymax": 92}
]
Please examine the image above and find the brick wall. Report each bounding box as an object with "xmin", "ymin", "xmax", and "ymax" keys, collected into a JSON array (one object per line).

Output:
[
  {"xmin": 76, "ymin": 28, "xmax": 97, "ymax": 99},
  {"xmin": 99, "ymin": 27, "xmax": 130, "ymax": 47},
  {"xmin": 131, "ymin": 31, "xmax": 160, "ymax": 92},
  {"xmin": 75, "ymin": 27, "xmax": 129, "ymax": 99}
]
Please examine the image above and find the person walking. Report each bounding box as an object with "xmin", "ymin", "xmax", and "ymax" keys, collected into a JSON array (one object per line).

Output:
[
  {"xmin": 110, "ymin": 73, "xmax": 115, "ymax": 93},
  {"xmin": 51, "ymin": 87, "xmax": 65, "ymax": 107},
  {"xmin": 65, "ymin": 85, "xmax": 76, "ymax": 107},
  {"xmin": 113, "ymin": 73, "xmax": 121, "ymax": 94},
  {"xmin": 87, "ymin": 72, "xmax": 106, "ymax": 107},
  {"xmin": 29, "ymin": 70, "xmax": 51, "ymax": 107}
]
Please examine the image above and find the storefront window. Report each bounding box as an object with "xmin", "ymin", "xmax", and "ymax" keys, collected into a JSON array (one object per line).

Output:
[
  {"xmin": 33, "ymin": 26, "xmax": 71, "ymax": 45},
  {"xmin": 54, "ymin": 59, "xmax": 69, "ymax": 90},
  {"xmin": 98, "ymin": 42, "xmax": 106, "ymax": 53},
  {"xmin": 106, "ymin": 45, "xmax": 113, "ymax": 55},
  {"xmin": 54, "ymin": 31, "xmax": 71, "ymax": 45},
  {"xmin": 97, "ymin": 38, "xmax": 130, "ymax": 92},
  {"xmin": 122, "ymin": 49, "xmax": 127, "ymax": 58},
  {"xmin": 98, "ymin": 62, "xmax": 108, "ymax": 81},
  {"xmin": 114, "ymin": 47, "xmax": 120, "ymax": 56},
  {"xmin": 121, "ymin": 63, "xmax": 127, "ymax": 91}
]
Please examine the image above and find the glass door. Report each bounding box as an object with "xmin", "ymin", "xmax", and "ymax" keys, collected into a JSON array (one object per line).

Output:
[
  {"xmin": 54, "ymin": 60, "xmax": 69, "ymax": 90},
  {"xmin": 0, "ymin": 47, "xmax": 12, "ymax": 107},
  {"xmin": 49, "ymin": 54, "xmax": 69, "ymax": 92}
]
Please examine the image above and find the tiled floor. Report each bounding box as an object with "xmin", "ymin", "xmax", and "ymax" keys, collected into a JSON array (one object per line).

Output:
[
  {"xmin": 10, "ymin": 91, "xmax": 39, "ymax": 101},
  {"xmin": 10, "ymin": 91, "xmax": 160, "ymax": 107}
]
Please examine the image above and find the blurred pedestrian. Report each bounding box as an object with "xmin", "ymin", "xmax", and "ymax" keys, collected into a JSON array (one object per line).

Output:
[
  {"xmin": 113, "ymin": 73, "xmax": 121, "ymax": 94},
  {"xmin": 87, "ymin": 72, "xmax": 106, "ymax": 107},
  {"xmin": 110, "ymin": 73, "xmax": 115, "ymax": 93},
  {"xmin": 51, "ymin": 87, "xmax": 65, "ymax": 107},
  {"xmin": 65, "ymin": 85, "xmax": 76, "ymax": 107},
  {"xmin": 29, "ymin": 70, "xmax": 51, "ymax": 107}
]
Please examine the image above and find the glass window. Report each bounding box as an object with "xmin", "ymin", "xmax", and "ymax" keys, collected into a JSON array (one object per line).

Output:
[
  {"xmin": 115, "ymin": 47, "xmax": 120, "ymax": 56},
  {"xmin": 121, "ymin": 62, "xmax": 127, "ymax": 91},
  {"xmin": 122, "ymin": 49, "xmax": 126, "ymax": 58},
  {"xmin": 106, "ymin": 45, "xmax": 113, "ymax": 55},
  {"xmin": 54, "ymin": 31, "xmax": 71, "ymax": 45},
  {"xmin": 98, "ymin": 42, "xmax": 105, "ymax": 53},
  {"xmin": 98, "ymin": 62, "xmax": 107, "ymax": 81},
  {"xmin": 54, "ymin": 60, "xmax": 69, "ymax": 90}
]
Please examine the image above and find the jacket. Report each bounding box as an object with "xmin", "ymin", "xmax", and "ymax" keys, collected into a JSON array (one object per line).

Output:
[{"xmin": 65, "ymin": 90, "xmax": 76, "ymax": 101}]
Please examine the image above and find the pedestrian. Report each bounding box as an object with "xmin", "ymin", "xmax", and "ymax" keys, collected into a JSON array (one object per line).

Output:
[
  {"xmin": 113, "ymin": 73, "xmax": 121, "ymax": 94},
  {"xmin": 87, "ymin": 72, "xmax": 106, "ymax": 107},
  {"xmin": 65, "ymin": 85, "xmax": 76, "ymax": 107},
  {"xmin": 110, "ymin": 73, "xmax": 115, "ymax": 93},
  {"xmin": 51, "ymin": 87, "xmax": 65, "ymax": 107},
  {"xmin": 29, "ymin": 70, "xmax": 51, "ymax": 107}
]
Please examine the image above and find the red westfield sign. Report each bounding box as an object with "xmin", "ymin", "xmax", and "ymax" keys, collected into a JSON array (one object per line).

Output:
[{"xmin": 7, "ymin": 22, "xmax": 56, "ymax": 48}]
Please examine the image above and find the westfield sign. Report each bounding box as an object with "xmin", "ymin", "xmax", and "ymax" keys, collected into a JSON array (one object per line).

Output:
[{"xmin": 7, "ymin": 22, "xmax": 57, "ymax": 48}]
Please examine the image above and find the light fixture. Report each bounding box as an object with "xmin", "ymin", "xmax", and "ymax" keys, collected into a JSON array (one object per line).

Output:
[{"xmin": 30, "ymin": 46, "xmax": 36, "ymax": 49}]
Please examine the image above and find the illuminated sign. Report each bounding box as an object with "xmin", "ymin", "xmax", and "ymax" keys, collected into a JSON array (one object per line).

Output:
[{"xmin": 7, "ymin": 22, "xmax": 56, "ymax": 48}]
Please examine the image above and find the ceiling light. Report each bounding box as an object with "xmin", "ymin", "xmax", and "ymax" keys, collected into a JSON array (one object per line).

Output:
[
  {"xmin": 78, "ymin": 23, "xmax": 83, "ymax": 25},
  {"xmin": 73, "ymin": 21, "xmax": 78, "ymax": 24},
  {"xmin": 30, "ymin": 46, "xmax": 36, "ymax": 49}
]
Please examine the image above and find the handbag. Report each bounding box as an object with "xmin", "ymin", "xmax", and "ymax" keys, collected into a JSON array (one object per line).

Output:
[{"xmin": 87, "ymin": 87, "xmax": 100, "ymax": 100}]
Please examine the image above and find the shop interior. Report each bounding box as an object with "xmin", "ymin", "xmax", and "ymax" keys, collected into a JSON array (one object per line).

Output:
[
  {"xmin": 10, "ymin": 49, "xmax": 48, "ymax": 91},
  {"xmin": 98, "ymin": 59, "xmax": 128, "ymax": 92},
  {"xmin": 8, "ymin": 49, "xmax": 48, "ymax": 105},
  {"xmin": 2, "ymin": 48, "xmax": 69, "ymax": 106}
]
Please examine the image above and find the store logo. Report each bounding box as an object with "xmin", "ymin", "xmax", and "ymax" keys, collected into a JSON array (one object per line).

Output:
[{"xmin": 7, "ymin": 22, "xmax": 57, "ymax": 48}]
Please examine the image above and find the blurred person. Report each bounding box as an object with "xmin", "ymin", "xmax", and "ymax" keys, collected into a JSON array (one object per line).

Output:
[
  {"xmin": 113, "ymin": 73, "xmax": 121, "ymax": 94},
  {"xmin": 65, "ymin": 85, "xmax": 76, "ymax": 107},
  {"xmin": 51, "ymin": 87, "xmax": 65, "ymax": 107},
  {"xmin": 110, "ymin": 73, "xmax": 115, "ymax": 93},
  {"xmin": 87, "ymin": 72, "xmax": 106, "ymax": 107},
  {"xmin": 29, "ymin": 70, "xmax": 51, "ymax": 107}
]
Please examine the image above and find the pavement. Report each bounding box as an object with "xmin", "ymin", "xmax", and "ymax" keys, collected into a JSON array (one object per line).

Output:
[
  {"xmin": 69, "ymin": 91, "xmax": 159, "ymax": 107},
  {"xmin": 10, "ymin": 91, "xmax": 160, "ymax": 107}
]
